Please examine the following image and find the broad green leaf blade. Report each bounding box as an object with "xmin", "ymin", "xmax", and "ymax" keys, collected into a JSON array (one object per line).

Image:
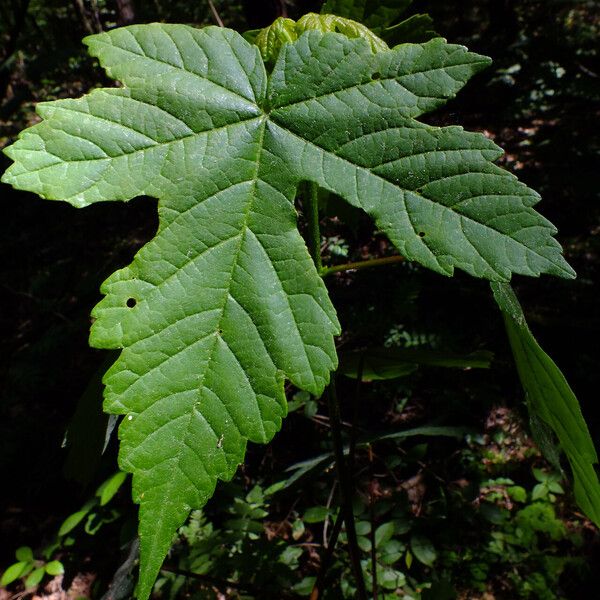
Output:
[
  {"xmin": 410, "ymin": 534, "xmax": 437, "ymax": 566},
  {"xmin": 44, "ymin": 561, "xmax": 65, "ymax": 577},
  {"xmin": 322, "ymin": 0, "xmax": 412, "ymax": 30},
  {"xmin": 2, "ymin": 26, "xmax": 266, "ymax": 206},
  {"xmin": 1, "ymin": 24, "xmax": 576, "ymax": 599},
  {"xmin": 96, "ymin": 471, "xmax": 128, "ymax": 506},
  {"xmin": 2, "ymin": 24, "xmax": 339, "ymax": 600},
  {"xmin": 492, "ymin": 282, "xmax": 600, "ymax": 526},
  {"xmin": 15, "ymin": 547, "xmax": 33, "ymax": 562},
  {"xmin": 529, "ymin": 412, "xmax": 563, "ymax": 473},
  {"xmin": 25, "ymin": 567, "xmax": 45, "ymax": 589},
  {"xmin": 283, "ymin": 453, "xmax": 336, "ymax": 489},
  {"xmin": 268, "ymin": 33, "xmax": 574, "ymax": 281},
  {"xmin": 1, "ymin": 562, "xmax": 29, "ymax": 587},
  {"xmin": 296, "ymin": 13, "xmax": 388, "ymax": 53},
  {"xmin": 254, "ymin": 17, "xmax": 298, "ymax": 62},
  {"xmin": 339, "ymin": 347, "xmax": 492, "ymax": 380},
  {"xmin": 58, "ymin": 501, "xmax": 95, "ymax": 537}
]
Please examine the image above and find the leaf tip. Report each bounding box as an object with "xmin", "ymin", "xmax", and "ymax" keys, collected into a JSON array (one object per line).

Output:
[
  {"xmin": 0, "ymin": 169, "xmax": 14, "ymax": 187},
  {"xmin": 82, "ymin": 31, "xmax": 104, "ymax": 52},
  {"xmin": 560, "ymin": 259, "xmax": 577, "ymax": 280},
  {"xmin": 545, "ymin": 252, "xmax": 576, "ymax": 280}
]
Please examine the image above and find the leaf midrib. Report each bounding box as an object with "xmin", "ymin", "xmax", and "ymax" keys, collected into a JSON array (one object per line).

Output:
[
  {"xmin": 143, "ymin": 118, "xmax": 270, "ymax": 520},
  {"xmin": 132, "ymin": 132, "xmax": 267, "ymax": 571},
  {"xmin": 194, "ymin": 119, "xmax": 267, "ymax": 399},
  {"xmin": 27, "ymin": 115, "xmax": 264, "ymax": 167},
  {"xmin": 268, "ymin": 59, "xmax": 478, "ymax": 114}
]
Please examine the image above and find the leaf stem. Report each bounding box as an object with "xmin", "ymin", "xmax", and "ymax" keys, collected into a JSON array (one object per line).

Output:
[
  {"xmin": 310, "ymin": 357, "xmax": 363, "ymax": 600},
  {"xmin": 310, "ymin": 510, "xmax": 344, "ymax": 600},
  {"xmin": 321, "ymin": 255, "xmax": 404, "ymax": 277},
  {"xmin": 326, "ymin": 380, "xmax": 368, "ymax": 600},
  {"xmin": 304, "ymin": 182, "xmax": 323, "ymax": 272},
  {"xmin": 369, "ymin": 480, "xmax": 378, "ymax": 600},
  {"xmin": 207, "ymin": 0, "xmax": 224, "ymax": 26},
  {"xmin": 348, "ymin": 354, "xmax": 364, "ymax": 473}
]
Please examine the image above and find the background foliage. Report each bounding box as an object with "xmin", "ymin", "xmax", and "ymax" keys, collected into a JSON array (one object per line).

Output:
[{"xmin": 1, "ymin": 1, "xmax": 599, "ymax": 599}]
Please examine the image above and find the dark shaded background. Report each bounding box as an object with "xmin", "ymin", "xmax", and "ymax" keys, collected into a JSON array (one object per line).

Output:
[{"xmin": 1, "ymin": 0, "xmax": 598, "ymax": 596}]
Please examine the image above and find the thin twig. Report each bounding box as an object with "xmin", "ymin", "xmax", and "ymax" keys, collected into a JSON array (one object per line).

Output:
[
  {"xmin": 312, "ymin": 357, "xmax": 368, "ymax": 597},
  {"xmin": 90, "ymin": 0, "xmax": 103, "ymax": 30},
  {"xmin": 348, "ymin": 354, "xmax": 364, "ymax": 473},
  {"xmin": 207, "ymin": 0, "xmax": 224, "ymax": 27},
  {"xmin": 310, "ymin": 509, "xmax": 345, "ymax": 600},
  {"xmin": 322, "ymin": 481, "xmax": 338, "ymax": 549},
  {"xmin": 73, "ymin": 0, "xmax": 97, "ymax": 34},
  {"xmin": 277, "ymin": 0, "xmax": 288, "ymax": 18},
  {"xmin": 310, "ymin": 413, "xmax": 354, "ymax": 429},
  {"xmin": 369, "ymin": 480, "xmax": 378, "ymax": 600},
  {"xmin": 577, "ymin": 61, "xmax": 598, "ymax": 78},
  {"xmin": 326, "ymin": 381, "xmax": 368, "ymax": 600},
  {"xmin": 321, "ymin": 254, "xmax": 404, "ymax": 277},
  {"xmin": 357, "ymin": 355, "xmax": 377, "ymax": 598}
]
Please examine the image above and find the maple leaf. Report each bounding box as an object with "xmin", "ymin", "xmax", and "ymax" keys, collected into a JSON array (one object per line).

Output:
[{"xmin": 1, "ymin": 23, "xmax": 573, "ymax": 597}]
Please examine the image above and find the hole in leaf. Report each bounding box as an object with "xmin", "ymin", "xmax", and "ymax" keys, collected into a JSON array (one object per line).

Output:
[
  {"xmin": 371, "ymin": 72, "xmax": 382, "ymax": 80},
  {"xmin": 418, "ymin": 231, "xmax": 426, "ymax": 237},
  {"xmin": 126, "ymin": 298, "xmax": 137, "ymax": 308}
]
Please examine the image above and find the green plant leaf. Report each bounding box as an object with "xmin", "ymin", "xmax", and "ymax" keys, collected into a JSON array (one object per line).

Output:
[
  {"xmin": 529, "ymin": 412, "xmax": 563, "ymax": 473},
  {"xmin": 303, "ymin": 506, "xmax": 331, "ymax": 523},
  {"xmin": 269, "ymin": 33, "xmax": 573, "ymax": 281},
  {"xmin": 58, "ymin": 499, "xmax": 96, "ymax": 537},
  {"xmin": 491, "ymin": 282, "xmax": 600, "ymax": 526},
  {"xmin": 3, "ymin": 26, "xmax": 340, "ymax": 599},
  {"xmin": 255, "ymin": 13, "xmax": 388, "ymax": 63},
  {"xmin": 282, "ymin": 453, "xmax": 336, "ymax": 489},
  {"xmin": 355, "ymin": 520, "xmax": 371, "ymax": 535},
  {"xmin": 1, "ymin": 562, "xmax": 29, "ymax": 586},
  {"xmin": 1, "ymin": 23, "xmax": 573, "ymax": 598},
  {"xmin": 375, "ymin": 521, "xmax": 395, "ymax": 545},
  {"xmin": 96, "ymin": 471, "xmax": 128, "ymax": 506},
  {"xmin": 339, "ymin": 347, "xmax": 492, "ymax": 380},
  {"xmin": 15, "ymin": 546, "xmax": 34, "ymax": 562},
  {"xmin": 410, "ymin": 533, "xmax": 437, "ymax": 566},
  {"xmin": 507, "ymin": 485, "xmax": 527, "ymax": 503},
  {"xmin": 45, "ymin": 561, "xmax": 65, "ymax": 576},
  {"xmin": 357, "ymin": 535, "xmax": 372, "ymax": 552},
  {"xmin": 292, "ymin": 576, "xmax": 316, "ymax": 596},
  {"xmin": 25, "ymin": 567, "xmax": 46, "ymax": 589},
  {"xmin": 361, "ymin": 425, "xmax": 468, "ymax": 446}
]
